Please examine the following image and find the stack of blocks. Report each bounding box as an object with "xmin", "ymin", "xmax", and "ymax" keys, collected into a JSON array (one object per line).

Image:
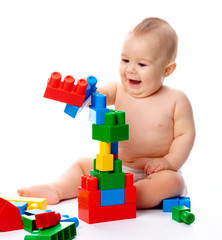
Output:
[{"xmin": 78, "ymin": 93, "xmax": 137, "ymax": 223}]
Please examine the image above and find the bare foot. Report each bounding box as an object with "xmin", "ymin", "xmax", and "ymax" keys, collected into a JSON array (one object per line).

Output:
[{"xmin": 17, "ymin": 183, "xmax": 61, "ymax": 205}]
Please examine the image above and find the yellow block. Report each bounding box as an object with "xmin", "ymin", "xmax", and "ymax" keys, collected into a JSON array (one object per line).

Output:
[
  {"xmin": 100, "ymin": 142, "xmax": 111, "ymax": 154},
  {"xmin": 0, "ymin": 196, "xmax": 47, "ymax": 210},
  {"xmin": 96, "ymin": 153, "xmax": 114, "ymax": 171}
]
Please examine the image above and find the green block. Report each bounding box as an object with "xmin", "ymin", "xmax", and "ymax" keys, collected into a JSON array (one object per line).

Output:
[
  {"xmin": 92, "ymin": 124, "xmax": 129, "ymax": 143},
  {"xmin": 24, "ymin": 222, "xmax": 76, "ymax": 240},
  {"xmin": 114, "ymin": 159, "xmax": 122, "ymax": 173},
  {"xmin": 90, "ymin": 170, "xmax": 125, "ymax": 190},
  {"xmin": 22, "ymin": 214, "xmax": 37, "ymax": 233},
  {"xmin": 92, "ymin": 110, "xmax": 129, "ymax": 143},
  {"xmin": 172, "ymin": 206, "xmax": 195, "ymax": 224}
]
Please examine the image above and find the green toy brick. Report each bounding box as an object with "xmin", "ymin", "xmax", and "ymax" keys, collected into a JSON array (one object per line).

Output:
[
  {"xmin": 92, "ymin": 124, "xmax": 129, "ymax": 143},
  {"xmin": 92, "ymin": 111, "xmax": 129, "ymax": 143},
  {"xmin": 90, "ymin": 170, "xmax": 125, "ymax": 190},
  {"xmin": 172, "ymin": 206, "xmax": 195, "ymax": 224},
  {"xmin": 24, "ymin": 222, "xmax": 76, "ymax": 240},
  {"xmin": 114, "ymin": 159, "xmax": 122, "ymax": 173},
  {"xmin": 22, "ymin": 214, "xmax": 37, "ymax": 233}
]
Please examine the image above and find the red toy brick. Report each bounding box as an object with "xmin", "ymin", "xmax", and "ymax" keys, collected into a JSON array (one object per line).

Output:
[
  {"xmin": 44, "ymin": 72, "xmax": 88, "ymax": 107},
  {"xmin": 35, "ymin": 211, "xmax": 61, "ymax": 229},
  {"xmin": 78, "ymin": 202, "xmax": 136, "ymax": 224},
  {"xmin": 125, "ymin": 186, "xmax": 136, "ymax": 204},
  {"xmin": 0, "ymin": 197, "xmax": 23, "ymax": 232},
  {"xmin": 78, "ymin": 175, "xmax": 100, "ymax": 207},
  {"xmin": 125, "ymin": 173, "xmax": 133, "ymax": 187}
]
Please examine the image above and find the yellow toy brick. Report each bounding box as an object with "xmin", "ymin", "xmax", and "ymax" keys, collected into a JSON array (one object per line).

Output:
[
  {"xmin": 0, "ymin": 196, "xmax": 47, "ymax": 210},
  {"xmin": 96, "ymin": 142, "xmax": 114, "ymax": 171}
]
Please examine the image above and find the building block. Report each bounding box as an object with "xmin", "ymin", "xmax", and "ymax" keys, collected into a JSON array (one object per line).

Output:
[
  {"xmin": 24, "ymin": 222, "xmax": 77, "ymax": 240},
  {"xmin": 78, "ymin": 175, "xmax": 101, "ymax": 207},
  {"xmin": 35, "ymin": 211, "xmax": 61, "ymax": 229},
  {"xmin": 163, "ymin": 197, "xmax": 179, "ymax": 212},
  {"xmin": 111, "ymin": 142, "xmax": 118, "ymax": 155},
  {"xmin": 100, "ymin": 189, "xmax": 125, "ymax": 206},
  {"xmin": 113, "ymin": 159, "xmax": 122, "ymax": 173},
  {"xmin": 44, "ymin": 72, "xmax": 88, "ymax": 107},
  {"xmin": 179, "ymin": 197, "xmax": 191, "ymax": 209},
  {"xmin": 10, "ymin": 201, "xmax": 28, "ymax": 215},
  {"xmin": 21, "ymin": 214, "xmax": 37, "ymax": 233},
  {"xmin": 96, "ymin": 142, "xmax": 114, "ymax": 171},
  {"xmin": 64, "ymin": 75, "xmax": 98, "ymax": 118},
  {"xmin": 125, "ymin": 186, "xmax": 136, "ymax": 204},
  {"xmin": 90, "ymin": 170, "xmax": 125, "ymax": 190},
  {"xmin": 60, "ymin": 216, "xmax": 79, "ymax": 227},
  {"xmin": 163, "ymin": 197, "xmax": 191, "ymax": 212},
  {"xmin": 92, "ymin": 111, "xmax": 129, "ymax": 143},
  {"xmin": 89, "ymin": 93, "xmax": 109, "ymax": 125},
  {"xmin": 0, "ymin": 197, "xmax": 23, "ymax": 232},
  {"xmin": 0, "ymin": 196, "xmax": 47, "ymax": 210},
  {"xmin": 172, "ymin": 206, "xmax": 195, "ymax": 224},
  {"xmin": 25, "ymin": 210, "xmax": 52, "ymax": 216},
  {"xmin": 78, "ymin": 202, "xmax": 136, "ymax": 224}
]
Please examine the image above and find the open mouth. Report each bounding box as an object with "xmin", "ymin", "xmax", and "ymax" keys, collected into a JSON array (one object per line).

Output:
[{"xmin": 128, "ymin": 79, "xmax": 142, "ymax": 85}]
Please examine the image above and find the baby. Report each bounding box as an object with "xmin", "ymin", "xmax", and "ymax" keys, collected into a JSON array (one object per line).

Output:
[{"xmin": 18, "ymin": 17, "xmax": 195, "ymax": 209}]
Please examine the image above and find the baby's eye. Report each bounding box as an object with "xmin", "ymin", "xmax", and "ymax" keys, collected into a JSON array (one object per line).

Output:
[
  {"xmin": 138, "ymin": 63, "xmax": 147, "ymax": 67},
  {"xmin": 122, "ymin": 58, "xmax": 129, "ymax": 63}
]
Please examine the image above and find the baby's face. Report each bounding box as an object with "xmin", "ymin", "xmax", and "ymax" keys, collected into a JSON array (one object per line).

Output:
[{"xmin": 119, "ymin": 34, "xmax": 168, "ymax": 98}]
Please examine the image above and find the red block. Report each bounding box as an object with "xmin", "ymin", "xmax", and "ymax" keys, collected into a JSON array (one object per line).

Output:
[
  {"xmin": 0, "ymin": 197, "xmax": 23, "ymax": 232},
  {"xmin": 35, "ymin": 211, "xmax": 61, "ymax": 229},
  {"xmin": 125, "ymin": 186, "xmax": 136, "ymax": 203},
  {"xmin": 125, "ymin": 173, "xmax": 133, "ymax": 187},
  {"xmin": 78, "ymin": 203, "xmax": 136, "ymax": 224},
  {"xmin": 44, "ymin": 72, "xmax": 88, "ymax": 107},
  {"xmin": 78, "ymin": 175, "xmax": 100, "ymax": 207}
]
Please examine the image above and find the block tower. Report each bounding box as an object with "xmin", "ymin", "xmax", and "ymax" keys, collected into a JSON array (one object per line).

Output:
[{"xmin": 78, "ymin": 93, "xmax": 136, "ymax": 224}]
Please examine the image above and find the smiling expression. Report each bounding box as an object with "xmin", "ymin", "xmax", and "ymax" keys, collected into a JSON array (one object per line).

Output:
[{"xmin": 119, "ymin": 33, "xmax": 169, "ymax": 98}]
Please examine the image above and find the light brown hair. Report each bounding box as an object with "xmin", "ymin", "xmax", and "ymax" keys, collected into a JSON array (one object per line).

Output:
[{"xmin": 131, "ymin": 17, "xmax": 178, "ymax": 62}]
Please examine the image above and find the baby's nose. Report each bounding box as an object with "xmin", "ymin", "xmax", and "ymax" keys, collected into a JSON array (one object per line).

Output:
[{"xmin": 126, "ymin": 64, "xmax": 136, "ymax": 74}]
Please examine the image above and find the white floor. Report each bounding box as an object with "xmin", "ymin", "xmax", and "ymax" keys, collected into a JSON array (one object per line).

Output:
[{"xmin": 1, "ymin": 195, "xmax": 221, "ymax": 240}]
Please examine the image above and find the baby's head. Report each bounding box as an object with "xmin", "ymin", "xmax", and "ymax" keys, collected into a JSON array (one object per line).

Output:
[{"xmin": 120, "ymin": 17, "xmax": 178, "ymax": 98}]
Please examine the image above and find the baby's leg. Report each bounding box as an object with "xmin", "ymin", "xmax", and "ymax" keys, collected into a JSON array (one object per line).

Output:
[
  {"xmin": 17, "ymin": 157, "xmax": 93, "ymax": 204},
  {"xmin": 135, "ymin": 170, "xmax": 185, "ymax": 209}
]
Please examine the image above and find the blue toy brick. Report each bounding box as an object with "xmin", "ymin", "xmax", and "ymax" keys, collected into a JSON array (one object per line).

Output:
[
  {"xmin": 179, "ymin": 197, "xmax": 191, "ymax": 209},
  {"xmin": 61, "ymin": 216, "xmax": 79, "ymax": 227},
  {"xmin": 64, "ymin": 104, "xmax": 79, "ymax": 118},
  {"xmin": 101, "ymin": 189, "xmax": 125, "ymax": 206},
  {"xmin": 24, "ymin": 209, "xmax": 51, "ymax": 215},
  {"xmin": 89, "ymin": 93, "xmax": 109, "ymax": 125},
  {"xmin": 86, "ymin": 76, "xmax": 97, "ymax": 98},
  {"xmin": 111, "ymin": 142, "xmax": 118, "ymax": 155},
  {"xmin": 163, "ymin": 197, "xmax": 179, "ymax": 212},
  {"xmin": 10, "ymin": 201, "xmax": 28, "ymax": 215}
]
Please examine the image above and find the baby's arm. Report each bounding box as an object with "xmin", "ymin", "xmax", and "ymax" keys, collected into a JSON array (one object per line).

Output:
[
  {"xmin": 145, "ymin": 91, "xmax": 195, "ymax": 175},
  {"xmin": 97, "ymin": 81, "xmax": 117, "ymax": 106}
]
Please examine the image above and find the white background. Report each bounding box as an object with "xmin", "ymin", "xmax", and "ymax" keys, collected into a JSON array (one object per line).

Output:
[{"xmin": 0, "ymin": 0, "xmax": 221, "ymax": 239}]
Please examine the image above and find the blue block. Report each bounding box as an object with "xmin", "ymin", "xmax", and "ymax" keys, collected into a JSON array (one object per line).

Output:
[
  {"xmin": 179, "ymin": 197, "xmax": 191, "ymax": 209},
  {"xmin": 101, "ymin": 188, "xmax": 125, "ymax": 206},
  {"xmin": 64, "ymin": 75, "xmax": 97, "ymax": 118},
  {"xmin": 24, "ymin": 209, "xmax": 51, "ymax": 215},
  {"xmin": 163, "ymin": 197, "xmax": 179, "ymax": 212},
  {"xmin": 61, "ymin": 216, "xmax": 79, "ymax": 227},
  {"xmin": 10, "ymin": 201, "xmax": 28, "ymax": 215},
  {"xmin": 111, "ymin": 142, "xmax": 118, "ymax": 155},
  {"xmin": 89, "ymin": 93, "xmax": 109, "ymax": 125}
]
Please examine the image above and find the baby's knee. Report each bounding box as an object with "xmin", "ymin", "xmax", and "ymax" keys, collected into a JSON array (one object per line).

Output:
[{"xmin": 164, "ymin": 170, "xmax": 185, "ymax": 192}]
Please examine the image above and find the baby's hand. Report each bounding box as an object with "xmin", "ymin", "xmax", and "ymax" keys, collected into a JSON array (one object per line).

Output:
[{"xmin": 144, "ymin": 158, "xmax": 173, "ymax": 176}]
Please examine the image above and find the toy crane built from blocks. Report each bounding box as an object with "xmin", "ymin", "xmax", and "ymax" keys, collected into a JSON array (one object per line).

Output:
[{"xmin": 44, "ymin": 72, "xmax": 137, "ymax": 224}]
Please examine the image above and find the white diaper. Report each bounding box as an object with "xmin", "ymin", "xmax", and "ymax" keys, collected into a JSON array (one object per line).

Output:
[
  {"xmin": 122, "ymin": 165, "xmax": 147, "ymax": 184},
  {"xmin": 122, "ymin": 165, "xmax": 188, "ymax": 196}
]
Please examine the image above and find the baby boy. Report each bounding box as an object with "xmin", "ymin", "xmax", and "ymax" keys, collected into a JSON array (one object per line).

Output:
[{"xmin": 18, "ymin": 17, "xmax": 195, "ymax": 209}]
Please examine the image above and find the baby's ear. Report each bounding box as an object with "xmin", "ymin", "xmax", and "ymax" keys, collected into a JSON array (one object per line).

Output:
[{"xmin": 164, "ymin": 62, "xmax": 176, "ymax": 77}]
